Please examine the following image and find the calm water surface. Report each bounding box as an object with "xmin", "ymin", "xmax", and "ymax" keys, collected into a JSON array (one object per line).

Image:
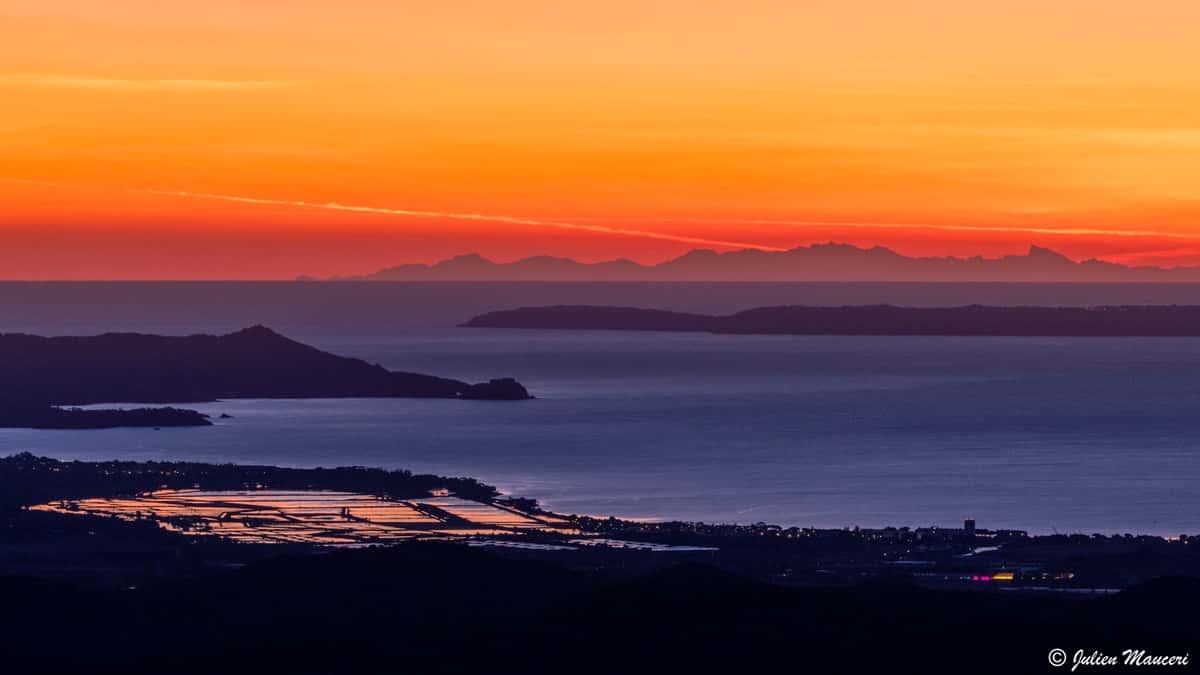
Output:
[{"xmin": 2, "ymin": 282, "xmax": 1199, "ymax": 534}]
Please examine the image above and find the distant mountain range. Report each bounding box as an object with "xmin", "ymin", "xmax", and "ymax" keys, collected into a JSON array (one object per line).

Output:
[{"xmin": 322, "ymin": 244, "xmax": 1200, "ymax": 282}]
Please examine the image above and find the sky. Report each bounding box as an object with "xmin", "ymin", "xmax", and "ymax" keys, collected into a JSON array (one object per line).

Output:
[{"xmin": 3, "ymin": 1, "xmax": 1200, "ymax": 279}]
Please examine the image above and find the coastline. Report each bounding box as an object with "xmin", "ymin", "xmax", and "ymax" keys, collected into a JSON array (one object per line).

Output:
[{"xmin": 6, "ymin": 454, "xmax": 1196, "ymax": 594}]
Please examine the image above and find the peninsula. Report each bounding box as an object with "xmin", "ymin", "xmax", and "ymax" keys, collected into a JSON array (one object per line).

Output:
[
  {"xmin": 0, "ymin": 326, "xmax": 531, "ymax": 429},
  {"xmin": 464, "ymin": 304, "xmax": 1200, "ymax": 337},
  {"xmin": 3, "ymin": 453, "xmax": 1200, "ymax": 674}
]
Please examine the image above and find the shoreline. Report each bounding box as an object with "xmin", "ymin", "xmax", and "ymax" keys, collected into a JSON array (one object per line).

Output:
[
  {"xmin": 5, "ymin": 447, "xmax": 1189, "ymax": 538},
  {"xmin": 5, "ymin": 453, "xmax": 1196, "ymax": 593}
]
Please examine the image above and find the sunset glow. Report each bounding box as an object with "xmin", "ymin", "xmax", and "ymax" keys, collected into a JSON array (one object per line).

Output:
[{"xmin": 4, "ymin": 1, "xmax": 1200, "ymax": 278}]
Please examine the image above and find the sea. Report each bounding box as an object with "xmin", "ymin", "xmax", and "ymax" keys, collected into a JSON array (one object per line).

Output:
[{"xmin": 3, "ymin": 281, "xmax": 1200, "ymax": 535}]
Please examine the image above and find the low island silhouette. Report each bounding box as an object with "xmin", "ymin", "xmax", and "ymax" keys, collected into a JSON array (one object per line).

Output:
[
  {"xmin": 465, "ymin": 304, "xmax": 1200, "ymax": 336},
  {"xmin": 0, "ymin": 325, "xmax": 531, "ymax": 429}
]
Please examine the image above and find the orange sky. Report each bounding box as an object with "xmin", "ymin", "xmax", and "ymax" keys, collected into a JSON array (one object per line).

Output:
[{"xmin": 3, "ymin": 1, "xmax": 1200, "ymax": 279}]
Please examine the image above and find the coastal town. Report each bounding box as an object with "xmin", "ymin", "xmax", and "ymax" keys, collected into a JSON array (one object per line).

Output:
[{"xmin": 7, "ymin": 453, "xmax": 1195, "ymax": 593}]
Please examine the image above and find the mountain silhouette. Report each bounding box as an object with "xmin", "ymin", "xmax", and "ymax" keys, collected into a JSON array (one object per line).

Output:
[{"xmin": 327, "ymin": 244, "xmax": 1200, "ymax": 282}]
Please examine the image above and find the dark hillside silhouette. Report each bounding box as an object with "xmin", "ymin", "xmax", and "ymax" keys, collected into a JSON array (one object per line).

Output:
[
  {"xmin": 2, "ymin": 542, "xmax": 1198, "ymax": 674},
  {"xmin": 0, "ymin": 326, "xmax": 531, "ymax": 428},
  {"xmin": 0, "ymin": 325, "xmax": 531, "ymax": 404}
]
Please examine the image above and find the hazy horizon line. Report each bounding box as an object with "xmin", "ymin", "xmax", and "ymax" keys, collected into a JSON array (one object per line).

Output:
[{"xmin": 9, "ymin": 241, "xmax": 1200, "ymax": 282}]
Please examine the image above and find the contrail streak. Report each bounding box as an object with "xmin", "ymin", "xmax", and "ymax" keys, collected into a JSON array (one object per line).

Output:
[
  {"xmin": 10, "ymin": 177, "xmax": 1197, "ymax": 244},
  {"xmin": 146, "ymin": 189, "xmax": 787, "ymax": 251}
]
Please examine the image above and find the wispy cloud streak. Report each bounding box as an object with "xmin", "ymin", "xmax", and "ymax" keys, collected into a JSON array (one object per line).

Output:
[
  {"xmin": 146, "ymin": 189, "xmax": 787, "ymax": 250},
  {"xmin": 0, "ymin": 177, "xmax": 59, "ymax": 187},
  {"xmin": 12, "ymin": 178, "xmax": 1198, "ymax": 247},
  {"xmin": 629, "ymin": 216, "xmax": 1200, "ymax": 241},
  {"xmin": 0, "ymin": 75, "xmax": 298, "ymax": 91}
]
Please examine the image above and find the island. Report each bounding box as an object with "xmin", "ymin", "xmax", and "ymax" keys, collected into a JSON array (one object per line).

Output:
[
  {"xmin": 463, "ymin": 303, "xmax": 1200, "ymax": 336},
  {"xmin": 0, "ymin": 325, "xmax": 531, "ymax": 429},
  {"xmin": 0, "ymin": 402, "xmax": 211, "ymax": 429}
]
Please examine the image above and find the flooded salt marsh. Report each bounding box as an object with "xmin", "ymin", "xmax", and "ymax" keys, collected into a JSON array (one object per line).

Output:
[{"xmin": 32, "ymin": 489, "xmax": 576, "ymax": 546}]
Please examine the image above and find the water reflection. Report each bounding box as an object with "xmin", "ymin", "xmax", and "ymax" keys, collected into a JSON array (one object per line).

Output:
[{"xmin": 32, "ymin": 489, "xmax": 576, "ymax": 546}]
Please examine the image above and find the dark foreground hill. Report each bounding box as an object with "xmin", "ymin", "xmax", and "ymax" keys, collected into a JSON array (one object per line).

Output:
[
  {"xmin": 465, "ymin": 303, "xmax": 1200, "ymax": 337},
  {"xmin": 2, "ymin": 455, "xmax": 1197, "ymax": 673},
  {"xmin": 1, "ymin": 543, "xmax": 1196, "ymax": 674},
  {"xmin": 0, "ymin": 326, "xmax": 530, "ymax": 428}
]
